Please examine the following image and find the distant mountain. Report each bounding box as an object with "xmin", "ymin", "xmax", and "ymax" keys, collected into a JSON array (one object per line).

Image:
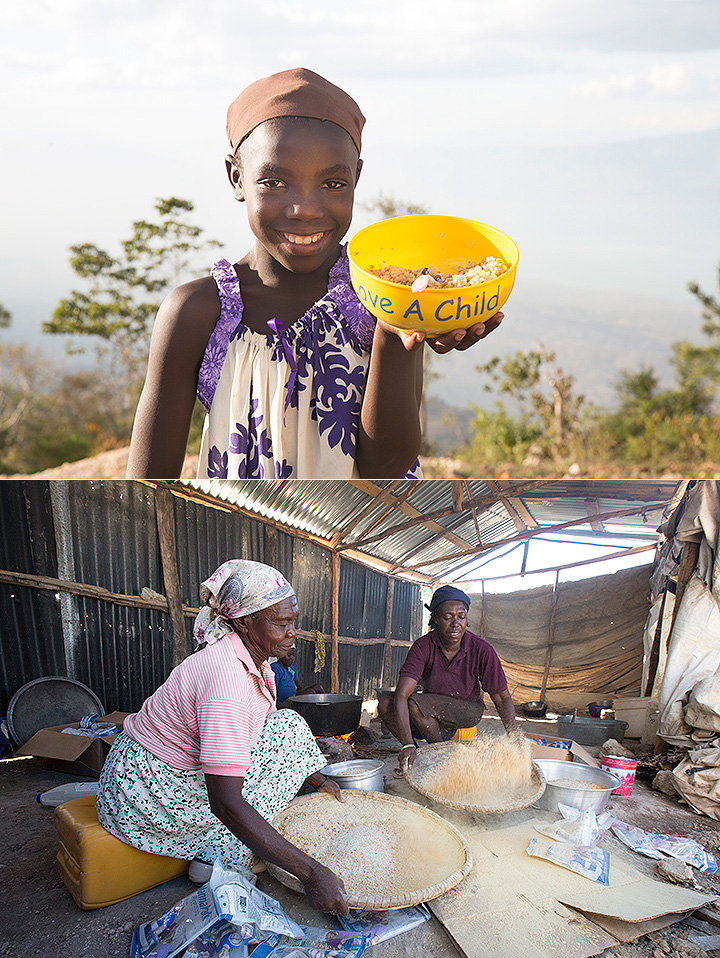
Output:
[
  {"xmin": 424, "ymin": 397, "xmax": 475, "ymax": 454},
  {"xmin": 426, "ymin": 279, "xmax": 699, "ymax": 414}
]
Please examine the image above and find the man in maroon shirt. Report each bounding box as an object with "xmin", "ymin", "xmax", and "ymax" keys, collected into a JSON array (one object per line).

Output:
[{"xmin": 378, "ymin": 585, "xmax": 517, "ymax": 773}]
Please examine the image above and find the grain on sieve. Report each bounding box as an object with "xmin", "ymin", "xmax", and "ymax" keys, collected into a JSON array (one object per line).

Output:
[
  {"xmin": 419, "ymin": 734, "xmax": 535, "ymax": 807},
  {"xmin": 276, "ymin": 805, "xmax": 463, "ymax": 898}
]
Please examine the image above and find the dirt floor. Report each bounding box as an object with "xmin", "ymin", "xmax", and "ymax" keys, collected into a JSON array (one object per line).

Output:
[{"xmin": 2, "ymin": 718, "xmax": 720, "ymax": 958}]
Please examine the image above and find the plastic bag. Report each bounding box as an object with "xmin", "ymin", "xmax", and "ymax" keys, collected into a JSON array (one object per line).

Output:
[
  {"xmin": 337, "ymin": 905, "xmax": 429, "ymax": 945},
  {"xmin": 611, "ymin": 821, "xmax": 664, "ymax": 860},
  {"xmin": 209, "ymin": 863, "xmax": 305, "ymax": 939},
  {"xmin": 651, "ymin": 834, "xmax": 717, "ymax": 873},
  {"xmin": 526, "ymin": 836, "xmax": 610, "ymax": 885},
  {"xmin": 611, "ymin": 819, "xmax": 717, "ymax": 872},
  {"xmin": 250, "ymin": 925, "xmax": 366, "ymax": 958},
  {"xmin": 184, "ymin": 920, "xmax": 249, "ymax": 957},
  {"xmin": 130, "ymin": 862, "xmax": 303, "ymax": 958},
  {"xmin": 534, "ymin": 804, "xmax": 614, "ymax": 847}
]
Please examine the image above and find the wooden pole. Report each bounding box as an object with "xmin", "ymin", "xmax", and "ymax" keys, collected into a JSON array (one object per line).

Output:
[
  {"xmin": 331, "ymin": 552, "xmax": 339, "ymax": 693},
  {"xmin": 480, "ymin": 581, "xmax": 486, "ymax": 638},
  {"xmin": 384, "ymin": 576, "xmax": 395, "ymax": 686},
  {"xmin": 539, "ymin": 571, "xmax": 559, "ymax": 702},
  {"xmin": 155, "ymin": 487, "xmax": 188, "ymax": 668},
  {"xmin": 644, "ymin": 592, "xmax": 666, "ymax": 697},
  {"xmin": 670, "ymin": 540, "xmax": 700, "ymax": 633}
]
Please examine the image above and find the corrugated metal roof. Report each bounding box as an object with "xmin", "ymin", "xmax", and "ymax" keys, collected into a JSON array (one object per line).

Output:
[{"xmin": 183, "ymin": 479, "xmax": 682, "ymax": 584}]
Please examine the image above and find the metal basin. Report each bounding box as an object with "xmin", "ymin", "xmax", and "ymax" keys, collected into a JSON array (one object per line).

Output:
[
  {"xmin": 7, "ymin": 676, "xmax": 105, "ymax": 746},
  {"xmin": 532, "ymin": 759, "xmax": 621, "ymax": 814},
  {"xmin": 320, "ymin": 759, "xmax": 385, "ymax": 792},
  {"xmin": 557, "ymin": 714, "xmax": 628, "ymax": 745},
  {"xmin": 521, "ymin": 701, "xmax": 547, "ymax": 718},
  {"xmin": 283, "ymin": 693, "xmax": 362, "ymax": 737}
]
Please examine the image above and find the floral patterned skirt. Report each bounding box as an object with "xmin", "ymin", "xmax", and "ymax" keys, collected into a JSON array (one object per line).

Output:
[{"xmin": 97, "ymin": 708, "xmax": 325, "ymax": 869}]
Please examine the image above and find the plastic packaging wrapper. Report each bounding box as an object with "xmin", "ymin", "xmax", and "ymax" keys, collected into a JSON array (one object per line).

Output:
[
  {"xmin": 611, "ymin": 821, "xmax": 664, "ymax": 861},
  {"xmin": 209, "ymin": 863, "xmax": 305, "ymax": 939},
  {"xmin": 185, "ymin": 920, "xmax": 249, "ymax": 957},
  {"xmin": 526, "ymin": 836, "xmax": 610, "ymax": 885},
  {"xmin": 530, "ymin": 739, "xmax": 571, "ymax": 749},
  {"xmin": 61, "ymin": 713, "xmax": 120, "ymax": 738},
  {"xmin": 337, "ymin": 905, "xmax": 430, "ymax": 945},
  {"xmin": 130, "ymin": 862, "xmax": 303, "ymax": 958},
  {"xmin": 251, "ymin": 925, "xmax": 367, "ymax": 958},
  {"xmin": 651, "ymin": 834, "xmax": 717, "ymax": 873},
  {"xmin": 611, "ymin": 820, "xmax": 717, "ymax": 872},
  {"xmin": 534, "ymin": 804, "xmax": 614, "ymax": 848}
]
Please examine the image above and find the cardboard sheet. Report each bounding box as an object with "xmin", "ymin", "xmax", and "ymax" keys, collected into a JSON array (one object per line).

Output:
[{"xmin": 427, "ymin": 818, "xmax": 716, "ymax": 958}]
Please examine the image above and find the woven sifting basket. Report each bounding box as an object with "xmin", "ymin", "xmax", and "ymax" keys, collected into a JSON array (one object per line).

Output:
[
  {"xmin": 405, "ymin": 740, "xmax": 547, "ymax": 813},
  {"xmin": 268, "ymin": 790, "xmax": 472, "ymax": 910}
]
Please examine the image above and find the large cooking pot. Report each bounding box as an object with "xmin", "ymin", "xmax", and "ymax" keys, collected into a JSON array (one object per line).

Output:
[
  {"xmin": 557, "ymin": 714, "xmax": 629, "ymax": 746},
  {"xmin": 282, "ymin": 693, "xmax": 362, "ymax": 737}
]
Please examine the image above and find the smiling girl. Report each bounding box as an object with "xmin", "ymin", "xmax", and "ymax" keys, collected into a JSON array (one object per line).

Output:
[{"xmin": 126, "ymin": 68, "xmax": 502, "ymax": 480}]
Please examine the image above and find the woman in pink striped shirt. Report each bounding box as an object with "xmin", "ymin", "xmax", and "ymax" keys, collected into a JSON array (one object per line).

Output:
[{"xmin": 98, "ymin": 559, "xmax": 348, "ymax": 915}]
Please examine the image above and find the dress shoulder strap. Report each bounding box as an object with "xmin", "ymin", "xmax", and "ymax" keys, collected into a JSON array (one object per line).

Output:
[{"xmin": 197, "ymin": 259, "xmax": 245, "ymax": 411}]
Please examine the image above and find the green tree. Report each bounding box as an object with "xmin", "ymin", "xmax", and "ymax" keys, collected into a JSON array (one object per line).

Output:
[
  {"xmin": 0, "ymin": 302, "xmax": 11, "ymax": 329},
  {"xmin": 669, "ymin": 265, "xmax": 720, "ymax": 411},
  {"xmin": 44, "ymin": 197, "xmax": 222, "ymax": 385},
  {"xmin": 468, "ymin": 347, "xmax": 587, "ymax": 468}
]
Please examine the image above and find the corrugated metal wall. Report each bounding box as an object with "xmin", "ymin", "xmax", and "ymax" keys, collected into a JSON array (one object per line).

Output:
[
  {"xmin": 0, "ymin": 482, "xmax": 421, "ymax": 721},
  {"xmin": 0, "ymin": 483, "xmax": 64, "ymax": 703}
]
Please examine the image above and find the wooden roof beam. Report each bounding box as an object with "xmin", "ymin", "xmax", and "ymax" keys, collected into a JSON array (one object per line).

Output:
[
  {"xmin": 338, "ymin": 480, "xmax": 551, "ymax": 552},
  {"xmin": 484, "ymin": 479, "xmax": 539, "ymax": 533},
  {"xmin": 398, "ymin": 501, "xmax": 669, "ymax": 573},
  {"xmin": 344, "ymin": 480, "xmax": 479, "ymax": 554}
]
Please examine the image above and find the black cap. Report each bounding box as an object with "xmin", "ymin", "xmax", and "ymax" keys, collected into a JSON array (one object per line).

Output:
[{"xmin": 425, "ymin": 585, "xmax": 471, "ymax": 613}]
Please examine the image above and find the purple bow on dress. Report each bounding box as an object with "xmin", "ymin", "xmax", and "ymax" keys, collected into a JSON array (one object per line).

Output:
[{"xmin": 268, "ymin": 318, "xmax": 298, "ymax": 422}]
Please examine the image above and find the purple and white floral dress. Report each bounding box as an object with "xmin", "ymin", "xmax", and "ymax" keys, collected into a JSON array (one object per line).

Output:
[{"xmin": 196, "ymin": 248, "xmax": 422, "ymax": 480}]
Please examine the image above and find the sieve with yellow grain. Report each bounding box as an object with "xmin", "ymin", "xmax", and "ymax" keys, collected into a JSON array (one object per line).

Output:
[
  {"xmin": 268, "ymin": 790, "xmax": 472, "ymax": 910},
  {"xmin": 405, "ymin": 734, "xmax": 546, "ymax": 813},
  {"xmin": 347, "ymin": 214, "xmax": 519, "ymax": 337}
]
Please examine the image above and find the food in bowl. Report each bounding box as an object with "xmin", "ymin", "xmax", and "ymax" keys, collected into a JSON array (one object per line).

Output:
[
  {"xmin": 548, "ymin": 778, "xmax": 605, "ymax": 790},
  {"xmin": 367, "ymin": 256, "xmax": 511, "ymax": 290}
]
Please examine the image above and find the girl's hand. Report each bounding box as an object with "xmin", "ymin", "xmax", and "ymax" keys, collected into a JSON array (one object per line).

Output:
[{"xmin": 377, "ymin": 313, "xmax": 504, "ymax": 354}]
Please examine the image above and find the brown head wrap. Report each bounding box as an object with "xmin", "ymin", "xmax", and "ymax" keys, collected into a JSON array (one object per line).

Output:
[{"xmin": 226, "ymin": 67, "xmax": 365, "ymax": 156}]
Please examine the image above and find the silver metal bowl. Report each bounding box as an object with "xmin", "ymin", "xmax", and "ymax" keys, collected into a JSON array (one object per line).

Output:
[
  {"xmin": 320, "ymin": 758, "xmax": 385, "ymax": 792},
  {"xmin": 532, "ymin": 759, "xmax": 621, "ymax": 814}
]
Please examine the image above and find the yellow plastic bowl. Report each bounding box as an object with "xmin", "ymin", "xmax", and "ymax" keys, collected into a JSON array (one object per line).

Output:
[{"xmin": 348, "ymin": 214, "xmax": 519, "ymax": 336}]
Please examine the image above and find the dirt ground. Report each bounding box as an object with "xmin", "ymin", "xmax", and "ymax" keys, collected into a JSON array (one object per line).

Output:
[
  {"xmin": 8, "ymin": 445, "xmax": 716, "ymax": 482},
  {"xmin": 2, "ymin": 722, "xmax": 720, "ymax": 958}
]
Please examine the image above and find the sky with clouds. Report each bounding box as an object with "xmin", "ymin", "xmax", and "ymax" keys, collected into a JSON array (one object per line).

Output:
[{"xmin": 1, "ymin": 0, "xmax": 719, "ymax": 397}]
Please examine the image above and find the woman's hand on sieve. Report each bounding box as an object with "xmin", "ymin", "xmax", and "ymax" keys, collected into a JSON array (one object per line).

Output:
[
  {"xmin": 316, "ymin": 777, "xmax": 346, "ymax": 802},
  {"xmin": 377, "ymin": 312, "xmax": 504, "ymax": 354},
  {"xmin": 399, "ymin": 744, "xmax": 417, "ymax": 773},
  {"xmin": 303, "ymin": 862, "xmax": 349, "ymax": 915}
]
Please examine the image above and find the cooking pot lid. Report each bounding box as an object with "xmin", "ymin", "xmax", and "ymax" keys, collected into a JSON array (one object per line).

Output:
[{"xmin": 7, "ymin": 676, "xmax": 105, "ymax": 746}]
